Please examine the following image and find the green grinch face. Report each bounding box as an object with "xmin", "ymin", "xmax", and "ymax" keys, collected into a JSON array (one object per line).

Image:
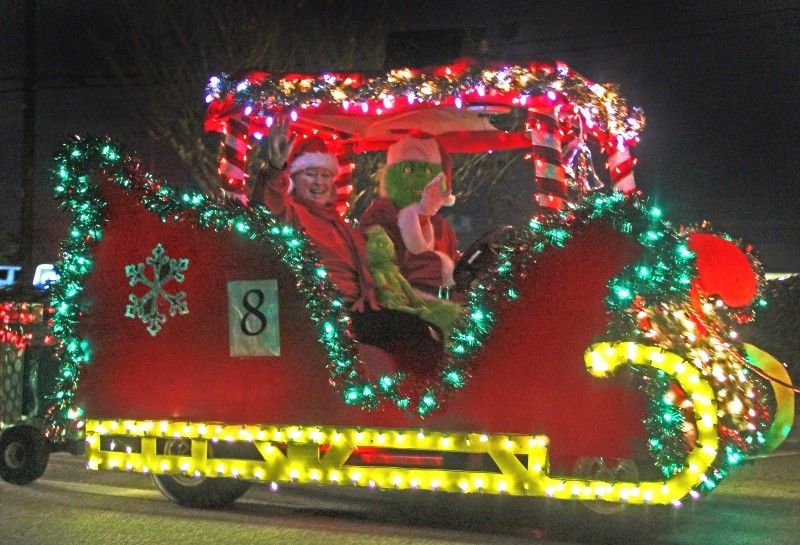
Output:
[{"xmin": 385, "ymin": 161, "xmax": 443, "ymax": 208}]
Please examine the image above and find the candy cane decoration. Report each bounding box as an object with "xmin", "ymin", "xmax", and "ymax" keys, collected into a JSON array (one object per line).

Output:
[
  {"xmin": 333, "ymin": 143, "xmax": 355, "ymax": 217},
  {"xmin": 606, "ymin": 139, "xmax": 636, "ymax": 193},
  {"xmin": 217, "ymin": 115, "xmax": 251, "ymax": 194},
  {"xmin": 557, "ymin": 105, "xmax": 582, "ymax": 190},
  {"xmin": 528, "ymin": 100, "xmax": 568, "ymax": 212},
  {"xmin": 561, "ymin": 109, "xmax": 606, "ymax": 193}
]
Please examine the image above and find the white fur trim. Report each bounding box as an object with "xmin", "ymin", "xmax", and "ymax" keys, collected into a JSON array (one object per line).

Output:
[
  {"xmin": 288, "ymin": 152, "xmax": 339, "ymax": 175},
  {"xmin": 397, "ymin": 203, "xmax": 435, "ymax": 254},
  {"xmin": 387, "ymin": 136, "xmax": 442, "ymax": 165},
  {"xmin": 434, "ymin": 251, "xmax": 455, "ymax": 287}
]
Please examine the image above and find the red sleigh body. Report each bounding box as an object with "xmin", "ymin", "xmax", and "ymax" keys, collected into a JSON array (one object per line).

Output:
[{"xmin": 76, "ymin": 175, "xmax": 646, "ymax": 471}]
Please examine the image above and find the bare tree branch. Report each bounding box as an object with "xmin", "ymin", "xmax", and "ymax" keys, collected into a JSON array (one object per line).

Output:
[
  {"xmin": 96, "ymin": 0, "xmax": 389, "ymax": 193},
  {"xmin": 93, "ymin": 2, "xmax": 526, "ymax": 236}
]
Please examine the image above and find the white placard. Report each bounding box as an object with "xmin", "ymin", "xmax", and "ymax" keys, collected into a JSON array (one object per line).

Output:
[{"xmin": 227, "ymin": 280, "xmax": 280, "ymax": 357}]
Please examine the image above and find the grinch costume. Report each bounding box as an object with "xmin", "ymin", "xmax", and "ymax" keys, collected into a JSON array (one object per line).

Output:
[
  {"xmin": 360, "ymin": 135, "xmax": 459, "ymax": 292},
  {"xmin": 256, "ymin": 135, "xmax": 446, "ymax": 373}
]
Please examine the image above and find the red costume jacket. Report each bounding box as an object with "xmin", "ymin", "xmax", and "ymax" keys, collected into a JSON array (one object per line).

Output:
[
  {"xmin": 261, "ymin": 171, "xmax": 375, "ymax": 307},
  {"xmin": 359, "ymin": 197, "xmax": 458, "ymax": 291}
]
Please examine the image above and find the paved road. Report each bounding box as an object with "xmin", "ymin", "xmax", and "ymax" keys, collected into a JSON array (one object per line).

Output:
[{"xmin": 2, "ymin": 449, "xmax": 799, "ymax": 545}]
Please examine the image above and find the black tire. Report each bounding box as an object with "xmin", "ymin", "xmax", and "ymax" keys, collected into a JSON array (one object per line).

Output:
[
  {"xmin": 153, "ymin": 473, "xmax": 252, "ymax": 508},
  {"xmin": 0, "ymin": 425, "xmax": 50, "ymax": 485},
  {"xmin": 572, "ymin": 457, "xmax": 639, "ymax": 515},
  {"xmin": 152, "ymin": 438, "xmax": 250, "ymax": 508}
]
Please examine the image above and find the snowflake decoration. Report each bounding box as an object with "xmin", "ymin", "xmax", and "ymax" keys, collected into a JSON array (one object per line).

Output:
[{"xmin": 124, "ymin": 243, "xmax": 189, "ymax": 336}]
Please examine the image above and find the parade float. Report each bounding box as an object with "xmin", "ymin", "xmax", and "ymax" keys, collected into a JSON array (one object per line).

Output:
[
  {"xmin": 3, "ymin": 59, "xmax": 795, "ymax": 515},
  {"xmin": 0, "ymin": 285, "xmax": 61, "ymax": 484}
]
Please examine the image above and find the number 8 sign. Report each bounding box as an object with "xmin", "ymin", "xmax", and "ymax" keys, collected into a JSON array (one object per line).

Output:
[{"xmin": 227, "ymin": 280, "xmax": 280, "ymax": 357}]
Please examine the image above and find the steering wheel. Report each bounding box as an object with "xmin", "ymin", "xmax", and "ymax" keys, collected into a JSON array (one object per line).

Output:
[{"xmin": 453, "ymin": 225, "xmax": 517, "ymax": 290}]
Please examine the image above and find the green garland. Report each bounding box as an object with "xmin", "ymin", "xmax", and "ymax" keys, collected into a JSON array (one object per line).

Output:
[
  {"xmin": 444, "ymin": 192, "xmax": 701, "ymax": 473},
  {"xmin": 48, "ymin": 137, "xmax": 773, "ymax": 504},
  {"xmin": 47, "ymin": 135, "xmax": 522, "ymax": 427},
  {"xmin": 50, "ymin": 136, "xmax": 399, "ymax": 429},
  {"xmin": 515, "ymin": 194, "xmax": 699, "ymax": 479},
  {"xmin": 574, "ymin": 195, "xmax": 774, "ymax": 495},
  {"xmin": 624, "ymin": 366, "xmax": 688, "ymax": 478},
  {"xmin": 47, "ymin": 140, "xmax": 694, "ymax": 458}
]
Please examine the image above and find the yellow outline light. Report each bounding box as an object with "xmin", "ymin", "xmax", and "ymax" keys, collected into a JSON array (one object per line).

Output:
[
  {"xmin": 578, "ymin": 341, "xmax": 719, "ymax": 503},
  {"xmin": 84, "ymin": 343, "xmax": 719, "ymax": 505}
]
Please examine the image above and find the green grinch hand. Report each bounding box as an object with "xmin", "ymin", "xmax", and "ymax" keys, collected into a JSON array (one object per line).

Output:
[{"xmin": 419, "ymin": 173, "xmax": 453, "ymax": 216}]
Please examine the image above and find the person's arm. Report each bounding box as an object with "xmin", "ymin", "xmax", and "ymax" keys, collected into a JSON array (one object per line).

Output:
[
  {"xmin": 397, "ymin": 204, "xmax": 436, "ymax": 254},
  {"xmin": 249, "ymin": 113, "xmax": 296, "ymax": 211},
  {"xmin": 255, "ymin": 165, "xmax": 290, "ymax": 216},
  {"xmin": 359, "ymin": 199, "xmax": 394, "ymax": 231}
]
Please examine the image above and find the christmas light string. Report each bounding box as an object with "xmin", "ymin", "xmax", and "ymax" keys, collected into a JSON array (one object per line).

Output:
[
  {"xmin": 520, "ymin": 193, "xmax": 774, "ymax": 490},
  {"xmin": 205, "ymin": 61, "xmax": 645, "ymax": 146},
  {"xmin": 520, "ymin": 193, "xmax": 699, "ymax": 474},
  {"xmin": 0, "ymin": 302, "xmax": 55, "ymax": 350},
  {"xmin": 596, "ymin": 213, "xmax": 772, "ymax": 490},
  {"xmin": 204, "ymin": 60, "xmax": 645, "ymax": 194}
]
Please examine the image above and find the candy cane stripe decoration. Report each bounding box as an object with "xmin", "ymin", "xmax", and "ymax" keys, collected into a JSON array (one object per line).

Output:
[
  {"xmin": 333, "ymin": 145, "xmax": 355, "ymax": 217},
  {"xmin": 218, "ymin": 116, "xmax": 250, "ymax": 193},
  {"xmin": 529, "ymin": 104, "xmax": 568, "ymax": 212},
  {"xmin": 557, "ymin": 103, "xmax": 580, "ymax": 186},
  {"xmin": 607, "ymin": 142, "xmax": 636, "ymax": 193}
]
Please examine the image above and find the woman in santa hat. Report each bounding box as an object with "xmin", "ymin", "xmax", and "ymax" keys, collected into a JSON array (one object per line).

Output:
[
  {"xmin": 253, "ymin": 116, "xmax": 445, "ymax": 374},
  {"xmin": 253, "ymin": 115, "xmax": 376, "ymax": 312}
]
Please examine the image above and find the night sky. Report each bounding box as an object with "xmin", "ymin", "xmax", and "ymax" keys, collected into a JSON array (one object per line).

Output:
[{"xmin": 2, "ymin": 1, "xmax": 799, "ymax": 271}]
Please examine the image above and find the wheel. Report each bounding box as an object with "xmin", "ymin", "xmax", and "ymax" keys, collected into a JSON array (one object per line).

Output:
[
  {"xmin": 0, "ymin": 425, "xmax": 50, "ymax": 485},
  {"xmin": 572, "ymin": 457, "xmax": 639, "ymax": 515},
  {"xmin": 152, "ymin": 438, "xmax": 251, "ymax": 508},
  {"xmin": 452, "ymin": 225, "xmax": 516, "ymax": 290}
]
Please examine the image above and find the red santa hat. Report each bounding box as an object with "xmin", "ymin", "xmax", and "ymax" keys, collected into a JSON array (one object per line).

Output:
[
  {"xmin": 288, "ymin": 137, "xmax": 339, "ymax": 176},
  {"xmin": 386, "ymin": 135, "xmax": 443, "ymax": 166}
]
